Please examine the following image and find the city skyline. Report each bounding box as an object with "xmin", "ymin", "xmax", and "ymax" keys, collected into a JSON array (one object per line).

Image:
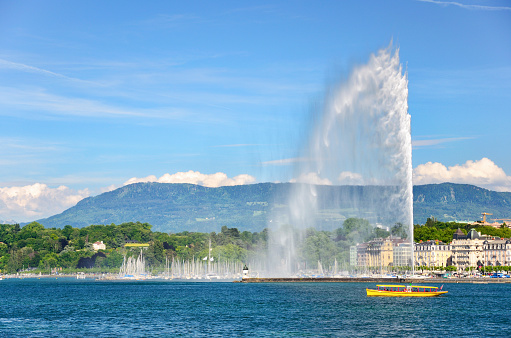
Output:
[{"xmin": 1, "ymin": 0, "xmax": 510, "ymax": 221}]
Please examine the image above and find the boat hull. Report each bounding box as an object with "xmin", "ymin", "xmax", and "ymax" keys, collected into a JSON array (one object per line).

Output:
[{"xmin": 366, "ymin": 289, "xmax": 448, "ymax": 297}]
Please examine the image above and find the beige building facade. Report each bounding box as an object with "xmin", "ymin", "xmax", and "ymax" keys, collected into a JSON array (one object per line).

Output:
[
  {"xmin": 483, "ymin": 239, "xmax": 511, "ymax": 267},
  {"xmin": 451, "ymin": 229, "xmax": 485, "ymax": 270},
  {"xmin": 414, "ymin": 240, "xmax": 452, "ymax": 267},
  {"xmin": 366, "ymin": 238, "xmax": 394, "ymax": 268}
]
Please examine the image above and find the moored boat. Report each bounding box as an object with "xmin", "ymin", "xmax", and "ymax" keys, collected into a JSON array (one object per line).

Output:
[{"xmin": 366, "ymin": 284, "xmax": 447, "ymax": 297}]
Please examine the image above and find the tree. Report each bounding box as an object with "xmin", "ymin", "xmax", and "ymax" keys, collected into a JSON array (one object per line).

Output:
[
  {"xmin": 425, "ymin": 217, "xmax": 437, "ymax": 227},
  {"xmin": 211, "ymin": 244, "xmax": 247, "ymax": 262},
  {"xmin": 391, "ymin": 223, "xmax": 408, "ymax": 239},
  {"xmin": 342, "ymin": 218, "xmax": 373, "ymax": 242},
  {"xmin": 18, "ymin": 222, "xmax": 45, "ymax": 240},
  {"xmin": 372, "ymin": 228, "xmax": 390, "ymax": 239},
  {"xmin": 0, "ymin": 243, "xmax": 8, "ymax": 256},
  {"xmin": 103, "ymin": 250, "xmax": 124, "ymax": 268},
  {"xmin": 39, "ymin": 253, "xmax": 58, "ymax": 270},
  {"xmin": 301, "ymin": 229, "xmax": 337, "ymax": 268},
  {"xmin": 62, "ymin": 225, "xmax": 74, "ymax": 239},
  {"xmin": 146, "ymin": 240, "xmax": 165, "ymax": 266}
]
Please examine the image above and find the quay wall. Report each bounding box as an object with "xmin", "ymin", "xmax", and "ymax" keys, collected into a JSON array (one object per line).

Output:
[{"xmin": 239, "ymin": 277, "xmax": 511, "ymax": 284}]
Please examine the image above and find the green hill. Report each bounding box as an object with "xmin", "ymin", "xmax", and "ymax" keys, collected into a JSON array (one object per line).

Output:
[
  {"xmin": 413, "ymin": 183, "xmax": 511, "ymax": 223},
  {"xmin": 35, "ymin": 182, "xmax": 511, "ymax": 232}
]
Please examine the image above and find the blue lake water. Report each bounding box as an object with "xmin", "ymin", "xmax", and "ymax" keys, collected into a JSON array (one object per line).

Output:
[{"xmin": 0, "ymin": 278, "xmax": 510, "ymax": 337}]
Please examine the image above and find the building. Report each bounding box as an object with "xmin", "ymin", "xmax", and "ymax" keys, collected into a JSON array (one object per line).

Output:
[
  {"xmin": 388, "ymin": 237, "xmax": 411, "ymax": 267},
  {"xmin": 393, "ymin": 242, "xmax": 412, "ymax": 267},
  {"xmin": 451, "ymin": 229, "xmax": 485, "ymax": 270},
  {"xmin": 414, "ymin": 240, "xmax": 452, "ymax": 268},
  {"xmin": 124, "ymin": 241, "xmax": 150, "ymax": 249},
  {"xmin": 483, "ymin": 238, "xmax": 511, "ymax": 267},
  {"xmin": 349, "ymin": 245, "xmax": 357, "ymax": 267},
  {"xmin": 355, "ymin": 237, "xmax": 410, "ymax": 270},
  {"xmin": 92, "ymin": 241, "xmax": 106, "ymax": 251},
  {"xmin": 366, "ymin": 238, "xmax": 394, "ymax": 268},
  {"xmin": 356, "ymin": 243, "xmax": 368, "ymax": 267}
]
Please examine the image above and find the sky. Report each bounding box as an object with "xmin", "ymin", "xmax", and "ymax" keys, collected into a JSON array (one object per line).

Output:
[{"xmin": 1, "ymin": 0, "xmax": 510, "ymax": 222}]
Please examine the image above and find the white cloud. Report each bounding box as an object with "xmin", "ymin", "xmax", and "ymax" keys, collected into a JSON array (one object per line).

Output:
[
  {"xmin": 123, "ymin": 175, "xmax": 158, "ymax": 185},
  {"xmin": 413, "ymin": 158, "xmax": 511, "ymax": 192},
  {"xmin": 418, "ymin": 0, "xmax": 511, "ymax": 11},
  {"xmin": 124, "ymin": 170, "xmax": 256, "ymax": 188},
  {"xmin": 0, "ymin": 87, "xmax": 155, "ymax": 119},
  {"xmin": 0, "ymin": 183, "xmax": 89, "ymax": 222},
  {"xmin": 290, "ymin": 172, "xmax": 332, "ymax": 185},
  {"xmin": 0, "ymin": 58, "xmax": 72, "ymax": 79},
  {"xmin": 412, "ymin": 137, "xmax": 473, "ymax": 148},
  {"xmin": 99, "ymin": 184, "xmax": 118, "ymax": 193},
  {"xmin": 338, "ymin": 171, "xmax": 364, "ymax": 185},
  {"xmin": 262, "ymin": 157, "xmax": 308, "ymax": 166}
]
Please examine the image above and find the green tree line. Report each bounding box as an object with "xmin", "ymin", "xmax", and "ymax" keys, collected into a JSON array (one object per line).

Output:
[
  {"xmin": 414, "ymin": 217, "xmax": 511, "ymax": 243},
  {"xmin": 5, "ymin": 217, "xmax": 504, "ymax": 274},
  {"xmin": 0, "ymin": 218, "xmax": 404, "ymax": 274},
  {"xmin": 0, "ymin": 222, "xmax": 269, "ymax": 274}
]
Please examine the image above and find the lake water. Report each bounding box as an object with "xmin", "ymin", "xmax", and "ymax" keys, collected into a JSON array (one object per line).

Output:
[{"xmin": 0, "ymin": 278, "xmax": 510, "ymax": 337}]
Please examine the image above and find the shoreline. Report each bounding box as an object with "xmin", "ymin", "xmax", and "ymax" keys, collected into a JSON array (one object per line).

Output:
[
  {"xmin": 3, "ymin": 274, "xmax": 510, "ymax": 284},
  {"xmin": 238, "ymin": 277, "xmax": 511, "ymax": 284}
]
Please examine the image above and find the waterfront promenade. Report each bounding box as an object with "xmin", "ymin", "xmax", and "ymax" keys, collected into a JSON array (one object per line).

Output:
[
  {"xmin": 239, "ymin": 277, "xmax": 511, "ymax": 283},
  {"xmin": 4, "ymin": 273, "xmax": 511, "ymax": 283}
]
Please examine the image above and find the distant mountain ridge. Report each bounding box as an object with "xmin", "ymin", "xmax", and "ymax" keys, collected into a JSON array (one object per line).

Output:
[
  {"xmin": 413, "ymin": 183, "xmax": 511, "ymax": 223},
  {"xmin": 34, "ymin": 182, "xmax": 511, "ymax": 232}
]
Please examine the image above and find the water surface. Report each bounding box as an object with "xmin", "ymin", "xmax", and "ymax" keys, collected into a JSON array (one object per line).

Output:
[{"xmin": 0, "ymin": 279, "xmax": 509, "ymax": 336}]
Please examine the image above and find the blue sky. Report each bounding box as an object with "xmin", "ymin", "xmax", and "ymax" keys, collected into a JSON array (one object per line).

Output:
[{"xmin": 1, "ymin": 0, "xmax": 510, "ymax": 221}]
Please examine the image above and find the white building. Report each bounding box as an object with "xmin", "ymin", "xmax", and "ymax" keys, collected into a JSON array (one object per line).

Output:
[
  {"xmin": 451, "ymin": 229, "xmax": 485, "ymax": 270},
  {"xmin": 483, "ymin": 239, "xmax": 511, "ymax": 267},
  {"xmin": 394, "ymin": 242, "xmax": 412, "ymax": 267},
  {"xmin": 92, "ymin": 241, "xmax": 106, "ymax": 251}
]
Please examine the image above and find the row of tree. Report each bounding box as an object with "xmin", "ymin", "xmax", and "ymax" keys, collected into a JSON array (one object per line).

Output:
[
  {"xmin": 0, "ymin": 218, "xmax": 407, "ymax": 274},
  {"xmin": 414, "ymin": 217, "xmax": 511, "ymax": 243},
  {"xmin": 0, "ymin": 221, "xmax": 270, "ymax": 274}
]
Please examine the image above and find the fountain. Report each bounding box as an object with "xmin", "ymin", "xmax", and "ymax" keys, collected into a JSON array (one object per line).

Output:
[{"xmin": 267, "ymin": 43, "xmax": 413, "ymax": 276}]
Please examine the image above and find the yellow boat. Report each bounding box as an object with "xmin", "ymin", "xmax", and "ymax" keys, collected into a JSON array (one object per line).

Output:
[{"xmin": 366, "ymin": 284, "xmax": 447, "ymax": 297}]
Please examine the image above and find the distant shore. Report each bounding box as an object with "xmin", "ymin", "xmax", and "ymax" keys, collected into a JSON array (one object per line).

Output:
[
  {"xmin": 2, "ymin": 273, "xmax": 101, "ymax": 279},
  {"xmin": 3, "ymin": 274, "xmax": 511, "ymax": 284},
  {"xmin": 239, "ymin": 277, "xmax": 511, "ymax": 284}
]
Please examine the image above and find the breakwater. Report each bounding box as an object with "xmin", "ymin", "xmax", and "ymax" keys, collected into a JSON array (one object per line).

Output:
[{"xmin": 239, "ymin": 277, "xmax": 511, "ymax": 284}]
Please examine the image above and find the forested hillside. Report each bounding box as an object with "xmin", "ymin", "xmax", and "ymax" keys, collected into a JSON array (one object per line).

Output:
[
  {"xmin": 34, "ymin": 182, "xmax": 511, "ymax": 232},
  {"xmin": 413, "ymin": 183, "xmax": 511, "ymax": 222}
]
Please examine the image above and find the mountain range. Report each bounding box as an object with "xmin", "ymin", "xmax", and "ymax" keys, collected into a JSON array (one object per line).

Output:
[{"xmin": 34, "ymin": 182, "xmax": 511, "ymax": 232}]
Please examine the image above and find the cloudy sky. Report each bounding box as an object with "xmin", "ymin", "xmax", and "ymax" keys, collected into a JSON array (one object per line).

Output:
[{"xmin": 1, "ymin": 0, "xmax": 510, "ymax": 222}]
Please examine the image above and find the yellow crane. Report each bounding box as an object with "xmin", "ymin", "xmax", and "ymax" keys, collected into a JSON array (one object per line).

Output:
[{"xmin": 481, "ymin": 212, "xmax": 493, "ymax": 223}]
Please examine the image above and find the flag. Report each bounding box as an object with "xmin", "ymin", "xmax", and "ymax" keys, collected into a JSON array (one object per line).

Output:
[
  {"xmin": 210, "ymin": 257, "xmax": 214, "ymax": 262},
  {"xmin": 203, "ymin": 257, "xmax": 207, "ymax": 261}
]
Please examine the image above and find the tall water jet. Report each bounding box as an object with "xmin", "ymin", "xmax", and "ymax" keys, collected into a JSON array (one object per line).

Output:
[{"xmin": 268, "ymin": 43, "xmax": 412, "ymax": 276}]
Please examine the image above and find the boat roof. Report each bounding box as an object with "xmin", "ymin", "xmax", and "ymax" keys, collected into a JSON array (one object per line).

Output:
[{"xmin": 376, "ymin": 285, "xmax": 438, "ymax": 289}]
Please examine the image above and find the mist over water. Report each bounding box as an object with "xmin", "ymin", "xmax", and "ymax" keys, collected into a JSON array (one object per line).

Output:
[{"xmin": 267, "ymin": 44, "xmax": 412, "ymax": 276}]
